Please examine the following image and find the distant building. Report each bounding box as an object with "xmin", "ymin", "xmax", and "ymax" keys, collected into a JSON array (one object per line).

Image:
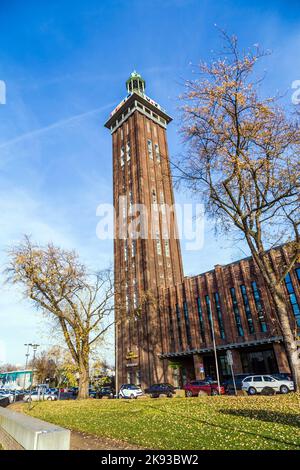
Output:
[
  {"xmin": 0, "ymin": 370, "xmax": 33, "ymax": 389},
  {"xmin": 105, "ymin": 72, "xmax": 300, "ymax": 388}
]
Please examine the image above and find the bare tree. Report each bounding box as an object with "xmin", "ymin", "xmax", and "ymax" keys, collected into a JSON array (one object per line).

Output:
[
  {"xmin": 177, "ymin": 32, "xmax": 300, "ymax": 387},
  {"xmin": 6, "ymin": 236, "xmax": 114, "ymax": 399}
]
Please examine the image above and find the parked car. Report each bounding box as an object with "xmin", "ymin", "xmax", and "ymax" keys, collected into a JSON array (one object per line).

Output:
[
  {"xmin": 0, "ymin": 391, "xmax": 14, "ymax": 403},
  {"xmin": 242, "ymin": 375, "xmax": 295, "ymax": 395},
  {"xmin": 144, "ymin": 383, "xmax": 175, "ymax": 398},
  {"xmin": 23, "ymin": 391, "xmax": 58, "ymax": 402},
  {"xmin": 89, "ymin": 388, "xmax": 98, "ymax": 398},
  {"xmin": 271, "ymin": 373, "xmax": 292, "ymax": 382},
  {"xmin": 119, "ymin": 384, "xmax": 143, "ymax": 399},
  {"xmin": 97, "ymin": 386, "xmax": 115, "ymax": 399},
  {"xmin": 184, "ymin": 380, "xmax": 226, "ymax": 397},
  {"xmin": 222, "ymin": 374, "xmax": 255, "ymax": 394}
]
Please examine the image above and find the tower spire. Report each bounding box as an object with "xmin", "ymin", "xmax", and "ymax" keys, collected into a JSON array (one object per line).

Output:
[{"xmin": 126, "ymin": 70, "xmax": 145, "ymax": 95}]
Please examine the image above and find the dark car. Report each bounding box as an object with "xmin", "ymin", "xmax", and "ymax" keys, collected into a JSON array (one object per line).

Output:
[
  {"xmin": 144, "ymin": 383, "xmax": 175, "ymax": 398},
  {"xmin": 97, "ymin": 386, "xmax": 115, "ymax": 399},
  {"xmin": 184, "ymin": 380, "xmax": 225, "ymax": 397},
  {"xmin": 89, "ymin": 388, "xmax": 98, "ymax": 398},
  {"xmin": 223, "ymin": 374, "xmax": 255, "ymax": 394}
]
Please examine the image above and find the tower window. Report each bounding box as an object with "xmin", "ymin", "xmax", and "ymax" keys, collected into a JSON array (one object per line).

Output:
[
  {"xmin": 147, "ymin": 139, "xmax": 153, "ymax": 159},
  {"xmin": 155, "ymin": 144, "xmax": 160, "ymax": 162},
  {"xmin": 120, "ymin": 146, "xmax": 125, "ymax": 167},
  {"xmin": 165, "ymin": 240, "xmax": 170, "ymax": 257},
  {"xmin": 131, "ymin": 240, "xmax": 136, "ymax": 257},
  {"xmin": 152, "ymin": 189, "xmax": 157, "ymax": 203},
  {"xmin": 147, "ymin": 121, "xmax": 150, "ymax": 133},
  {"xmin": 126, "ymin": 141, "xmax": 131, "ymax": 161}
]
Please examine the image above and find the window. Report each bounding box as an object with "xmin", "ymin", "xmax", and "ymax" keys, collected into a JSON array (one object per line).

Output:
[
  {"xmin": 124, "ymin": 240, "xmax": 128, "ymax": 262},
  {"xmin": 147, "ymin": 139, "xmax": 153, "ymax": 159},
  {"xmin": 131, "ymin": 240, "xmax": 136, "ymax": 258},
  {"xmin": 168, "ymin": 306, "xmax": 175, "ymax": 351},
  {"xmin": 146, "ymin": 121, "xmax": 150, "ymax": 133},
  {"xmin": 133, "ymin": 279, "xmax": 138, "ymax": 309},
  {"xmin": 164, "ymin": 240, "xmax": 170, "ymax": 257},
  {"xmin": 126, "ymin": 141, "xmax": 131, "ymax": 161},
  {"xmin": 253, "ymin": 376, "xmax": 263, "ymax": 382},
  {"xmin": 240, "ymin": 285, "xmax": 255, "ymax": 334},
  {"xmin": 175, "ymin": 304, "xmax": 183, "ymax": 350},
  {"xmin": 155, "ymin": 143, "xmax": 160, "ymax": 162},
  {"xmin": 120, "ymin": 128, "xmax": 123, "ymax": 140},
  {"xmin": 183, "ymin": 301, "xmax": 192, "ymax": 348},
  {"xmin": 196, "ymin": 297, "xmax": 205, "ymax": 342},
  {"xmin": 251, "ymin": 281, "xmax": 268, "ymax": 332},
  {"xmin": 230, "ymin": 287, "xmax": 244, "ymax": 337},
  {"xmin": 263, "ymin": 376, "xmax": 275, "ymax": 382},
  {"xmin": 152, "ymin": 189, "xmax": 157, "ymax": 204},
  {"xmin": 205, "ymin": 295, "xmax": 214, "ymax": 340},
  {"xmin": 284, "ymin": 273, "xmax": 300, "ymax": 327},
  {"xmin": 120, "ymin": 146, "xmax": 125, "ymax": 167},
  {"xmin": 213, "ymin": 292, "xmax": 226, "ymax": 339},
  {"xmin": 295, "ymin": 267, "xmax": 300, "ymax": 283}
]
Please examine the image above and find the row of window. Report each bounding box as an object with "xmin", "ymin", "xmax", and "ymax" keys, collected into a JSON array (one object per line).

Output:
[
  {"xmin": 147, "ymin": 139, "xmax": 161, "ymax": 162},
  {"xmin": 170, "ymin": 282, "xmax": 268, "ymax": 351},
  {"xmin": 120, "ymin": 138, "xmax": 161, "ymax": 169},
  {"xmin": 170, "ymin": 270, "xmax": 300, "ymax": 351}
]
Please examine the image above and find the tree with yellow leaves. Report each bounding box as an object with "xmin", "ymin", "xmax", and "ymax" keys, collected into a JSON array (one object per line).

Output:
[
  {"xmin": 177, "ymin": 32, "xmax": 300, "ymax": 388},
  {"xmin": 6, "ymin": 236, "xmax": 114, "ymax": 399}
]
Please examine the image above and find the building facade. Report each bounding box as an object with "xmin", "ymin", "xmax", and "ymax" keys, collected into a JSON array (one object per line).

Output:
[{"xmin": 105, "ymin": 73, "xmax": 300, "ymax": 388}]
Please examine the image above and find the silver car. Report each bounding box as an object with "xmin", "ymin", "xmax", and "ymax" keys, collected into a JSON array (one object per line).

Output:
[{"xmin": 242, "ymin": 375, "xmax": 294, "ymax": 395}]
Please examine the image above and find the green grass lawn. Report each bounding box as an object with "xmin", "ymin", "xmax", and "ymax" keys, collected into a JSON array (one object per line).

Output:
[{"xmin": 22, "ymin": 393, "xmax": 300, "ymax": 450}]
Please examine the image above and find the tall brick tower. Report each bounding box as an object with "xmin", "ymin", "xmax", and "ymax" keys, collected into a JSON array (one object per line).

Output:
[{"xmin": 105, "ymin": 72, "xmax": 183, "ymax": 388}]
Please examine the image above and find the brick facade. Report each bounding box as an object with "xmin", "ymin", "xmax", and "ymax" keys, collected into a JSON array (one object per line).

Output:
[{"xmin": 105, "ymin": 74, "xmax": 300, "ymax": 388}]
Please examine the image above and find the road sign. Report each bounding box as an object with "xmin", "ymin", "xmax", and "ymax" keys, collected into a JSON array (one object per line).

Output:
[{"xmin": 226, "ymin": 350, "xmax": 233, "ymax": 366}]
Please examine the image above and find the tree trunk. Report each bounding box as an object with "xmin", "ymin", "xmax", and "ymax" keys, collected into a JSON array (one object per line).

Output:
[
  {"xmin": 272, "ymin": 287, "xmax": 300, "ymax": 390},
  {"xmin": 78, "ymin": 360, "xmax": 89, "ymax": 399}
]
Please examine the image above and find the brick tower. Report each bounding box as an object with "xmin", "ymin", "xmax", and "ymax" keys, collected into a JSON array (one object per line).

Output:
[{"xmin": 105, "ymin": 72, "xmax": 183, "ymax": 389}]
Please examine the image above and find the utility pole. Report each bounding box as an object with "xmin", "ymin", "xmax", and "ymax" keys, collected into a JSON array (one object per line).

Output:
[
  {"xmin": 28, "ymin": 343, "xmax": 40, "ymax": 406},
  {"xmin": 23, "ymin": 343, "xmax": 32, "ymax": 390},
  {"xmin": 209, "ymin": 310, "xmax": 221, "ymax": 394}
]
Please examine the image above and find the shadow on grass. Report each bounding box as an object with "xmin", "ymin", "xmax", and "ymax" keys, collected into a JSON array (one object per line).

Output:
[
  {"xmin": 219, "ymin": 409, "xmax": 300, "ymax": 428},
  {"xmin": 142, "ymin": 401, "xmax": 300, "ymax": 449}
]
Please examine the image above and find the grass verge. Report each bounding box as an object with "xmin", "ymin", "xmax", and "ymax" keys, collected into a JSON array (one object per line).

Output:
[{"xmin": 21, "ymin": 393, "xmax": 300, "ymax": 450}]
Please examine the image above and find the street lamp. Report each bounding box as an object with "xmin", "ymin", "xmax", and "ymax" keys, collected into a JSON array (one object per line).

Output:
[
  {"xmin": 28, "ymin": 343, "xmax": 40, "ymax": 405},
  {"xmin": 23, "ymin": 343, "xmax": 32, "ymax": 390}
]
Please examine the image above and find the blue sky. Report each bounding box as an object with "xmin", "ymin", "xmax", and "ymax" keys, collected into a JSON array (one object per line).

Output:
[{"xmin": 0, "ymin": 0, "xmax": 299, "ymax": 367}]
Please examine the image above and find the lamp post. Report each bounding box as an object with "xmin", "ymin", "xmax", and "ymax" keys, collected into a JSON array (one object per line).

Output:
[
  {"xmin": 28, "ymin": 343, "xmax": 40, "ymax": 405},
  {"xmin": 23, "ymin": 343, "xmax": 32, "ymax": 390},
  {"xmin": 209, "ymin": 310, "xmax": 221, "ymax": 394}
]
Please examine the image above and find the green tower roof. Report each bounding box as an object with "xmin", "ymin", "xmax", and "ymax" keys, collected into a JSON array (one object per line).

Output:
[{"xmin": 126, "ymin": 70, "xmax": 145, "ymax": 95}]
